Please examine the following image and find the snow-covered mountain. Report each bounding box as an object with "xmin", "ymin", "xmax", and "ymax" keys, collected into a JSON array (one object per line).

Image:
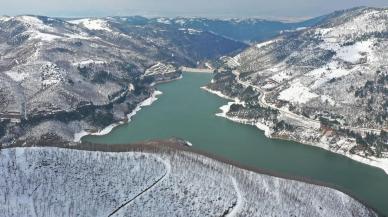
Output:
[
  {"xmin": 0, "ymin": 145, "xmax": 378, "ymax": 216},
  {"xmin": 207, "ymin": 7, "xmax": 388, "ymax": 171},
  {"xmin": 0, "ymin": 15, "xmax": 247, "ymax": 145},
  {"xmin": 119, "ymin": 15, "xmax": 326, "ymax": 43}
]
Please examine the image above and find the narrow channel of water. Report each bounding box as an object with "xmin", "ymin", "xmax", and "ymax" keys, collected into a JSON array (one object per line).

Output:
[{"xmin": 84, "ymin": 73, "xmax": 388, "ymax": 215}]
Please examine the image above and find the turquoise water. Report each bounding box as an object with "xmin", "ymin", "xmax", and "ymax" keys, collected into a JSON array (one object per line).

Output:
[{"xmin": 84, "ymin": 73, "xmax": 388, "ymax": 215}]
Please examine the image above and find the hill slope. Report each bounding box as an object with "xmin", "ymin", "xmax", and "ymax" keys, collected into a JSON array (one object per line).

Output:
[
  {"xmin": 207, "ymin": 7, "xmax": 388, "ymax": 172},
  {"xmin": 0, "ymin": 15, "xmax": 246, "ymax": 145},
  {"xmin": 0, "ymin": 144, "xmax": 378, "ymax": 217}
]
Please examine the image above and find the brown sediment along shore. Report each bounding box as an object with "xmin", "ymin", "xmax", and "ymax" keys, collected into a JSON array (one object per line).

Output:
[{"xmin": 4, "ymin": 139, "xmax": 384, "ymax": 216}]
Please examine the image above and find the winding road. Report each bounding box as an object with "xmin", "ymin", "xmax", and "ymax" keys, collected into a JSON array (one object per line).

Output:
[
  {"xmin": 108, "ymin": 156, "xmax": 171, "ymax": 217},
  {"xmin": 232, "ymin": 70, "xmax": 383, "ymax": 134},
  {"xmin": 226, "ymin": 176, "xmax": 244, "ymax": 217}
]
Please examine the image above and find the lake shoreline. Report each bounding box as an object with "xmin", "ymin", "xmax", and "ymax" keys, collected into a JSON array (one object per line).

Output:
[
  {"xmin": 74, "ymin": 73, "xmax": 208, "ymax": 143},
  {"xmin": 73, "ymin": 90, "xmax": 163, "ymax": 143},
  {"xmin": 72, "ymin": 72, "xmax": 186, "ymax": 143},
  {"xmin": 201, "ymin": 86, "xmax": 388, "ymax": 175},
  {"xmin": 76, "ymin": 75, "xmax": 388, "ymax": 176},
  {"xmin": 32, "ymin": 73, "xmax": 387, "ymax": 215}
]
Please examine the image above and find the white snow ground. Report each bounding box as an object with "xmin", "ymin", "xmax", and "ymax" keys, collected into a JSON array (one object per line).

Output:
[
  {"xmin": 256, "ymin": 40, "xmax": 277, "ymax": 49},
  {"xmin": 69, "ymin": 19, "xmax": 112, "ymax": 32},
  {"xmin": 278, "ymin": 80, "xmax": 319, "ymax": 104},
  {"xmin": 0, "ymin": 147, "xmax": 377, "ymax": 217}
]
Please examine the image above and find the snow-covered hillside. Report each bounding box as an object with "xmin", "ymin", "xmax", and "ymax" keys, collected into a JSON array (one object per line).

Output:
[
  {"xmin": 207, "ymin": 7, "xmax": 388, "ymax": 171},
  {"xmin": 69, "ymin": 18, "xmax": 113, "ymax": 32},
  {"xmin": 0, "ymin": 15, "xmax": 246, "ymax": 145},
  {"xmin": 0, "ymin": 146, "xmax": 378, "ymax": 217}
]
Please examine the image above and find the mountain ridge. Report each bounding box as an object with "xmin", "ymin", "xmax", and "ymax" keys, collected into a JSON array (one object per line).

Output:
[{"xmin": 0, "ymin": 14, "xmax": 247, "ymax": 145}]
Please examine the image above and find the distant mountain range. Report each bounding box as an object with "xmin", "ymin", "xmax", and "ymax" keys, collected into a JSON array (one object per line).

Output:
[{"xmin": 118, "ymin": 15, "xmax": 327, "ymax": 43}]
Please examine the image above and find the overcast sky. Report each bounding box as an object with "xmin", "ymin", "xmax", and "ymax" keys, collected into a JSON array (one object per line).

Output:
[{"xmin": 1, "ymin": 0, "xmax": 387, "ymax": 19}]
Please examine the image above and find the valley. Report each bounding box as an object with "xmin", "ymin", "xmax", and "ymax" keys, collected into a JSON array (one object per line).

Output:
[
  {"xmin": 0, "ymin": 6, "xmax": 387, "ymax": 216},
  {"xmin": 0, "ymin": 14, "xmax": 247, "ymax": 146},
  {"xmin": 83, "ymin": 72, "xmax": 388, "ymax": 215}
]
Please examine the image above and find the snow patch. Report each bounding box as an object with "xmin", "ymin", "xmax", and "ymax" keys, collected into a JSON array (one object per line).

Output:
[
  {"xmin": 70, "ymin": 19, "xmax": 112, "ymax": 32},
  {"xmin": 256, "ymin": 40, "xmax": 276, "ymax": 49},
  {"xmin": 174, "ymin": 19, "xmax": 186, "ymax": 25},
  {"xmin": 296, "ymin": 27, "xmax": 307, "ymax": 31},
  {"xmin": 73, "ymin": 59, "xmax": 105, "ymax": 66},
  {"xmin": 5, "ymin": 71, "xmax": 30, "ymax": 82},
  {"xmin": 270, "ymin": 70, "xmax": 292, "ymax": 83},
  {"xmin": 31, "ymin": 32, "xmax": 61, "ymax": 41},
  {"xmin": 128, "ymin": 83, "xmax": 135, "ymax": 92},
  {"xmin": 215, "ymin": 101, "xmax": 272, "ymax": 137},
  {"xmin": 17, "ymin": 16, "xmax": 50, "ymax": 30},
  {"xmin": 308, "ymin": 63, "xmax": 350, "ymax": 89},
  {"xmin": 156, "ymin": 18, "xmax": 171, "ymax": 25},
  {"xmin": 178, "ymin": 28, "xmax": 202, "ymax": 35},
  {"xmin": 278, "ymin": 81, "xmax": 318, "ymax": 104},
  {"xmin": 335, "ymin": 40, "xmax": 374, "ymax": 63},
  {"xmin": 201, "ymin": 86, "xmax": 235, "ymax": 101},
  {"xmin": 74, "ymin": 123, "xmax": 120, "ymax": 142},
  {"xmin": 185, "ymin": 141, "xmax": 193, "ymax": 147},
  {"xmin": 64, "ymin": 33, "xmax": 93, "ymax": 40},
  {"xmin": 0, "ymin": 16, "xmax": 11, "ymax": 22}
]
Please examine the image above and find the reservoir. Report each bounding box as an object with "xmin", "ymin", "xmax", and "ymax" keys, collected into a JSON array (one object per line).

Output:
[{"xmin": 84, "ymin": 73, "xmax": 388, "ymax": 215}]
